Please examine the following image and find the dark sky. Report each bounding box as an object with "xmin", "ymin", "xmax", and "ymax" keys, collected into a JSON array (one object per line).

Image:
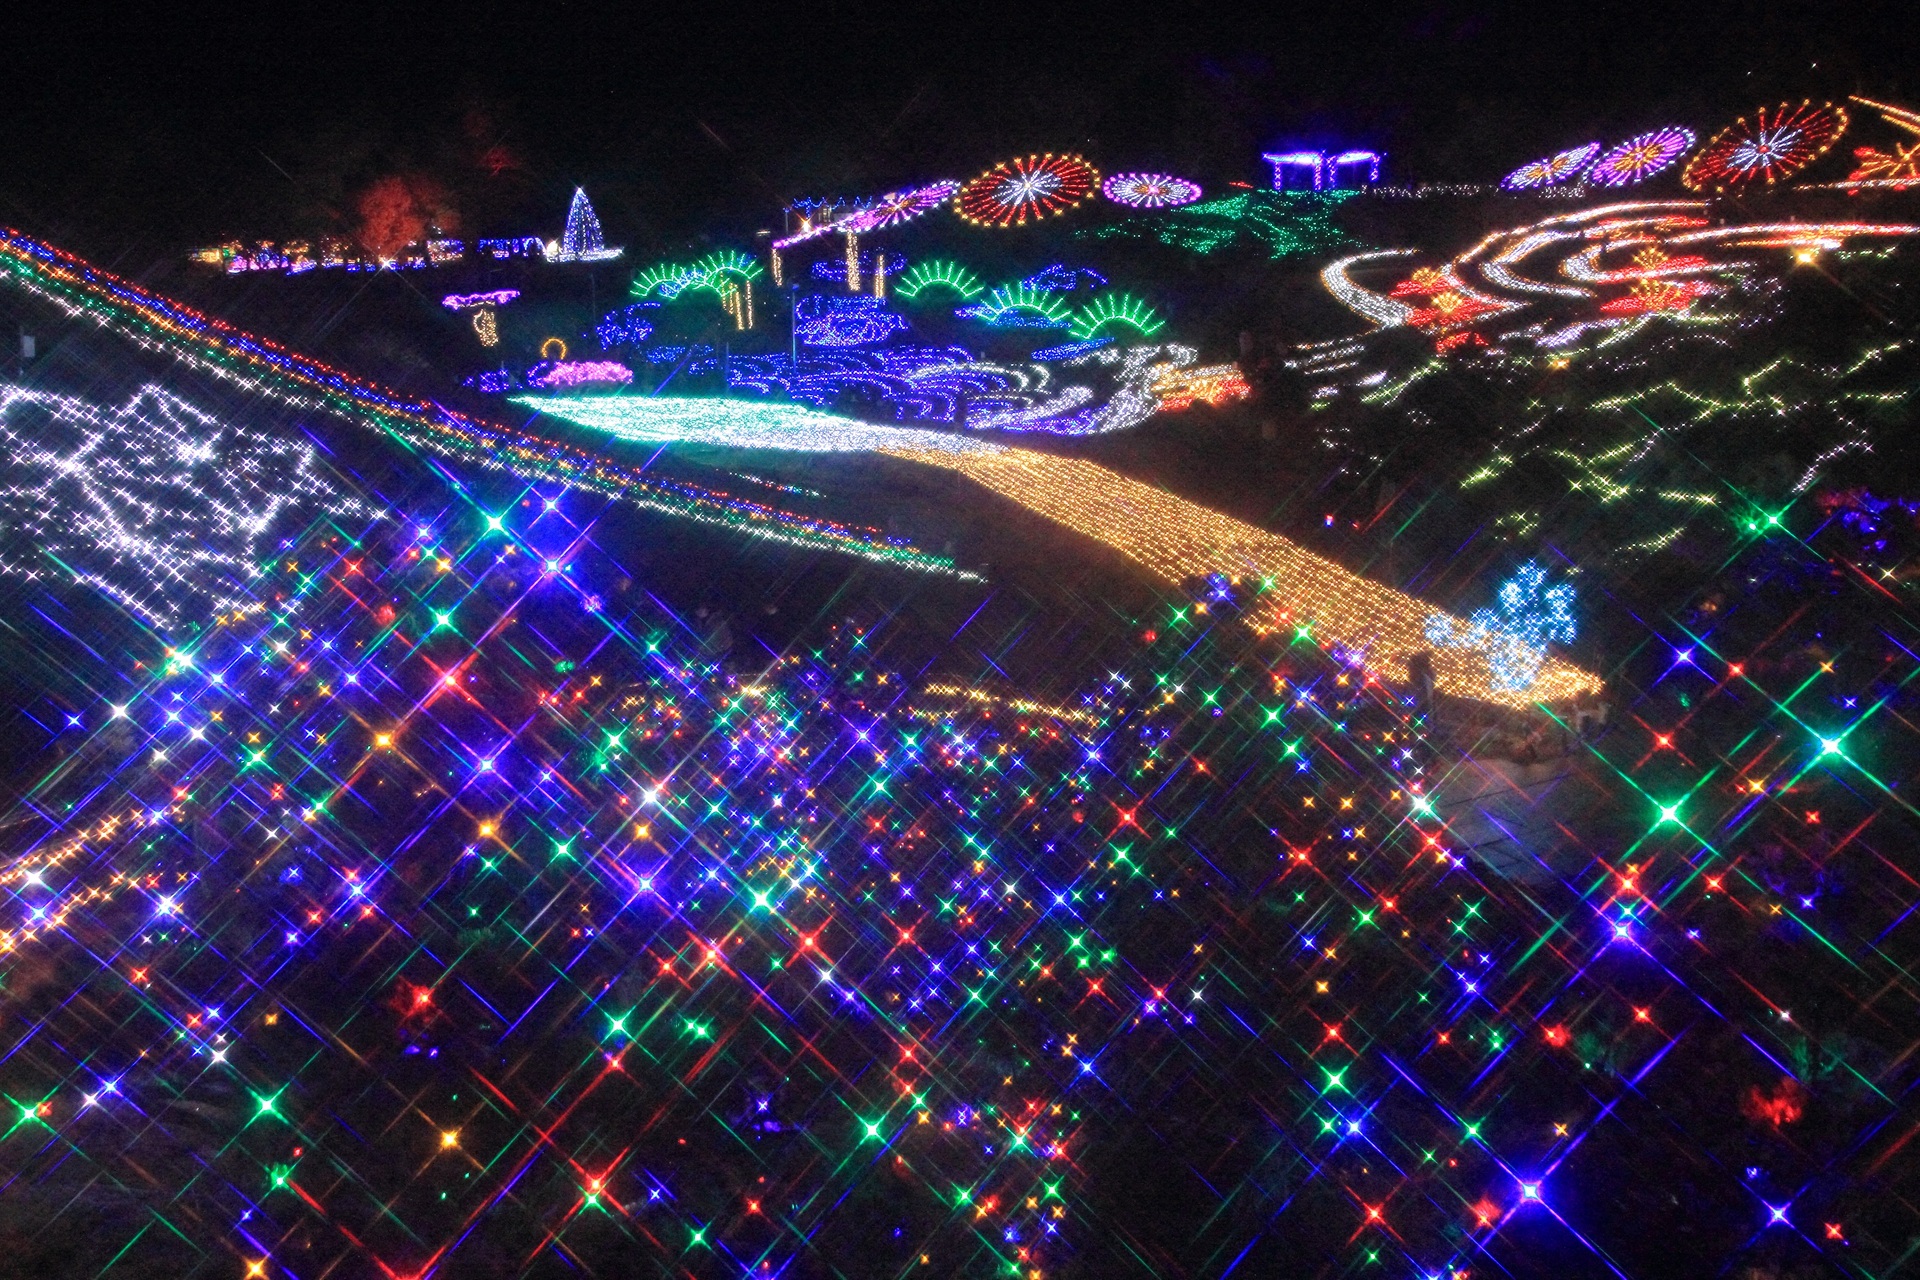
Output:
[{"xmin": 3, "ymin": 1, "xmax": 1915, "ymax": 257}]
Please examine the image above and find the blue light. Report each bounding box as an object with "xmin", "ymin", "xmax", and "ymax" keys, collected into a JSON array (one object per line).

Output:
[{"xmin": 1425, "ymin": 561, "xmax": 1576, "ymax": 693}]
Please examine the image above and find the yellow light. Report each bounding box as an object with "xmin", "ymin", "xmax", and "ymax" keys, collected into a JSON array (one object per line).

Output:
[
  {"xmin": 441, "ymin": 1130, "xmax": 460, "ymax": 1148},
  {"xmin": 881, "ymin": 447, "xmax": 1602, "ymax": 708},
  {"xmin": 374, "ymin": 733, "xmax": 392, "ymax": 748}
]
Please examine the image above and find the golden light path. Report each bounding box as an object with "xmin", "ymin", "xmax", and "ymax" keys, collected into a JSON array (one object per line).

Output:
[
  {"xmin": 879, "ymin": 445, "xmax": 1601, "ymax": 709},
  {"xmin": 523, "ymin": 392, "xmax": 1601, "ymax": 707}
]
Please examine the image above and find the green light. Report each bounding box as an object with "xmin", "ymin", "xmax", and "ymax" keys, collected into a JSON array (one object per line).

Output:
[
  {"xmin": 861, "ymin": 1118, "xmax": 885, "ymax": 1141},
  {"xmin": 1820, "ymin": 737, "xmax": 1844, "ymax": 757},
  {"xmin": 1657, "ymin": 803, "xmax": 1682, "ymax": 825},
  {"xmin": 484, "ymin": 514, "xmax": 504, "ymax": 532},
  {"xmin": 433, "ymin": 611, "xmax": 452, "ymax": 629}
]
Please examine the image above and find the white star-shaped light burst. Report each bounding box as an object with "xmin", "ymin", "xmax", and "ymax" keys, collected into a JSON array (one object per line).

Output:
[{"xmin": 1, "ymin": 384, "xmax": 376, "ymax": 626}]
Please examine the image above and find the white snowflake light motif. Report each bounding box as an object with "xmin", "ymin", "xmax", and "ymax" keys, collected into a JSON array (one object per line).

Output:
[
  {"xmin": 1424, "ymin": 561, "xmax": 1577, "ymax": 693},
  {"xmin": 0, "ymin": 384, "xmax": 377, "ymax": 627}
]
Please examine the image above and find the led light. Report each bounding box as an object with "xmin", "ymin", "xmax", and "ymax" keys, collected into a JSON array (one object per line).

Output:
[
  {"xmin": 544, "ymin": 188, "xmax": 623, "ymax": 263},
  {"xmin": 1684, "ymin": 101, "xmax": 1849, "ymax": 191},
  {"xmin": 955, "ymin": 154, "xmax": 1099, "ymax": 227},
  {"xmin": 1501, "ymin": 142, "xmax": 1601, "ymax": 190},
  {"xmin": 1102, "ymin": 172, "xmax": 1203, "ymax": 208}
]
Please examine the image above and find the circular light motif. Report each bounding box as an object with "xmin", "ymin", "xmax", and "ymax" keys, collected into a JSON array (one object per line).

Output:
[
  {"xmin": 1102, "ymin": 172, "xmax": 1203, "ymax": 208},
  {"xmin": 1683, "ymin": 101, "xmax": 1849, "ymax": 191},
  {"xmin": 1501, "ymin": 142, "xmax": 1601, "ymax": 190},
  {"xmin": 956, "ymin": 154, "xmax": 1100, "ymax": 227},
  {"xmin": 839, "ymin": 181, "xmax": 960, "ymax": 233},
  {"xmin": 1588, "ymin": 128, "xmax": 1696, "ymax": 186}
]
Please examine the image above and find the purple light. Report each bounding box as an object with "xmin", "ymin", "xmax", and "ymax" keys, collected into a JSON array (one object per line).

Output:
[
  {"xmin": 526, "ymin": 360, "xmax": 634, "ymax": 389},
  {"xmin": 441, "ymin": 290, "xmax": 520, "ymax": 310}
]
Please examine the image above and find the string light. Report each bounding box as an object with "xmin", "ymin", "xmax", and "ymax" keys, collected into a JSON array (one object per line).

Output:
[
  {"xmin": 440, "ymin": 290, "xmax": 520, "ymax": 310},
  {"xmin": 1068, "ymin": 294, "xmax": 1164, "ymax": 341},
  {"xmin": 544, "ymin": 188, "xmax": 623, "ymax": 263},
  {"xmin": 1088, "ymin": 189, "xmax": 1353, "ymax": 258},
  {"xmin": 595, "ymin": 304, "xmax": 657, "ymax": 349},
  {"xmin": 1501, "ymin": 142, "xmax": 1601, "ymax": 190},
  {"xmin": 471, "ymin": 309, "xmax": 499, "ymax": 347},
  {"xmin": 525, "ymin": 361, "xmax": 634, "ymax": 389},
  {"xmin": 794, "ymin": 296, "xmax": 907, "ymax": 347},
  {"xmin": 0, "ymin": 226, "xmax": 964, "ymax": 577},
  {"xmin": 1587, "ymin": 129, "xmax": 1695, "ymax": 186},
  {"xmin": 1262, "ymin": 151, "xmax": 1382, "ymax": 190},
  {"xmin": 0, "ymin": 384, "xmax": 374, "ymax": 627},
  {"xmin": 875, "ymin": 445, "xmax": 1602, "ymax": 707},
  {"xmin": 1844, "ymin": 97, "xmax": 1920, "ymax": 188},
  {"xmin": 513, "ymin": 393, "xmax": 1595, "ymax": 706},
  {"xmin": 1101, "ymin": 173, "xmax": 1203, "ymax": 208},
  {"xmin": 961, "ymin": 283, "xmax": 1073, "ymax": 328},
  {"xmin": 1683, "ymin": 101, "xmax": 1850, "ymax": 191},
  {"xmin": 896, "ymin": 260, "xmax": 985, "ymax": 301},
  {"xmin": 955, "ymin": 155, "xmax": 1099, "ymax": 227},
  {"xmin": 1424, "ymin": 562, "xmax": 1576, "ymax": 694}
]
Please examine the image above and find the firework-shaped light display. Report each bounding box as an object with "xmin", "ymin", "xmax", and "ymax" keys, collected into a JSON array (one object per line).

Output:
[
  {"xmin": 1683, "ymin": 100, "xmax": 1849, "ymax": 191},
  {"xmin": 1588, "ymin": 127, "xmax": 1696, "ymax": 186},
  {"xmin": 955, "ymin": 154, "xmax": 1100, "ymax": 227},
  {"xmin": 1101, "ymin": 172, "xmax": 1203, "ymax": 208},
  {"xmin": 1500, "ymin": 142, "xmax": 1601, "ymax": 190}
]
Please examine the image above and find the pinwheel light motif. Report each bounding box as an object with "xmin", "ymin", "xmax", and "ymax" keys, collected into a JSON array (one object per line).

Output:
[
  {"xmin": 1500, "ymin": 142, "xmax": 1601, "ymax": 190},
  {"xmin": 1588, "ymin": 127, "xmax": 1696, "ymax": 186},
  {"xmin": 1683, "ymin": 100, "xmax": 1849, "ymax": 191},
  {"xmin": 1101, "ymin": 172, "xmax": 1203, "ymax": 208},
  {"xmin": 955, "ymin": 154, "xmax": 1100, "ymax": 227}
]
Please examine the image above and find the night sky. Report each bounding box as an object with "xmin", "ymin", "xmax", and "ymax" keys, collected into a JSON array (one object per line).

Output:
[{"xmin": 6, "ymin": 2, "xmax": 1916, "ymax": 256}]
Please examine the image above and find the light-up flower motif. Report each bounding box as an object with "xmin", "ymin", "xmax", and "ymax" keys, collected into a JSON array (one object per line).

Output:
[{"xmin": 1424, "ymin": 562, "xmax": 1577, "ymax": 693}]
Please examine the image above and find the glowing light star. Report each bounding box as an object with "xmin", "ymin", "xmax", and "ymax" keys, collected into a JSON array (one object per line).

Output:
[
  {"xmin": 1101, "ymin": 172, "xmax": 1203, "ymax": 209},
  {"xmin": 955, "ymin": 154, "xmax": 1100, "ymax": 227},
  {"xmin": 1423, "ymin": 561, "xmax": 1577, "ymax": 694},
  {"xmin": 1683, "ymin": 100, "xmax": 1849, "ymax": 191},
  {"xmin": 895, "ymin": 260, "xmax": 985, "ymax": 301},
  {"xmin": 1588, "ymin": 128, "xmax": 1696, "ymax": 186},
  {"xmin": 543, "ymin": 187, "xmax": 623, "ymax": 263},
  {"xmin": 1501, "ymin": 142, "xmax": 1602, "ymax": 190},
  {"xmin": 0, "ymin": 384, "xmax": 375, "ymax": 627},
  {"xmin": 1845, "ymin": 96, "xmax": 1920, "ymax": 188}
]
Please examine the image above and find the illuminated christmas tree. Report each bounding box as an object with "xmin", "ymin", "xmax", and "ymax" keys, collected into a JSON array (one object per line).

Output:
[{"xmin": 545, "ymin": 187, "xmax": 623, "ymax": 262}]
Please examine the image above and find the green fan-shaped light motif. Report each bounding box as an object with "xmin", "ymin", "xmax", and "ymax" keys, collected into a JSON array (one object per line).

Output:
[
  {"xmin": 1068, "ymin": 293, "xmax": 1165, "ymax": 341},
  {"xmin": 633, "ymin": 261, "xmax": 697, "ymax": 298},
  {"xmin": 973, "ymin": 284, "xmax": 1072, "ymax": 325},
  {"xmin": 895, "ymin": 260, "xmax": 985, "ymax": 301},
  {"xmin": 688, "ymin": 250, "xmax": 764, "ymax": 295}
]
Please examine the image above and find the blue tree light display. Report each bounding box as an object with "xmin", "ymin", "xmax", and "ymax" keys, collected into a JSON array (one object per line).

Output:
[{"xmin": 1424, "ymin": 561, "xmax": 1577, "ymax": 693}]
